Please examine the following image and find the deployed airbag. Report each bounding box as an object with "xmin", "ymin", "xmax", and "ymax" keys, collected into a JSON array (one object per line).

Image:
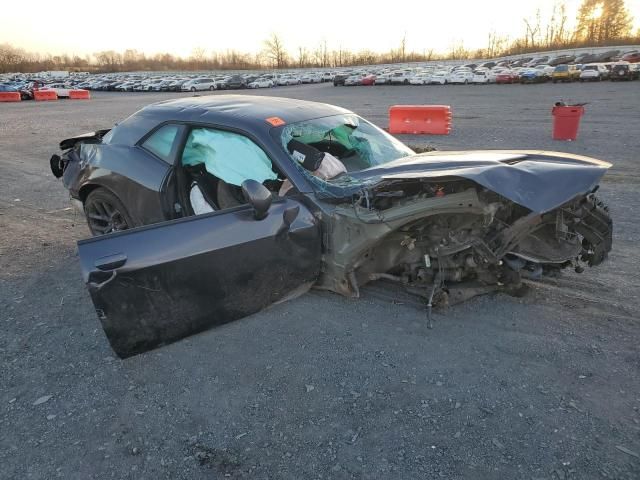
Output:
[{"xmin": 182, "ymin": 128, "xmax": 277, "ymax": 186}]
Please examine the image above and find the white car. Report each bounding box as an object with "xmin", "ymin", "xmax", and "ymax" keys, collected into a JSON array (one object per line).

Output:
[
  {"xmin": 41, "ymin": 83, "xmax": 71, "ymax": 97},
  {"xmin": 321, "ymin": 72, "xmax": 334, "ymax": 82},
  {"xmin": 374, "ymin": 74, "xmax": 391, "ymax": 85},
  {"xmin": 580, "ymin": 64, "xmax": 608, "ymax": 81},
  {"xmin": 535, "ymin": 64, "xmax": 555, "ymax": 76},
  {"xmin": 447, "ymin": 69, "xmax": 474, "ymax": 84},
  {"xmin": 344, "ymin": 75, "xmax": 364, "ymax": 86},
  {"xmin": 472, "ymin": 70, "xmax": 496, "ymax": 84},
  {"xmin": 277, "ymin": 75, "xmax": 302, "ymax": 86},
  {"xmin": 181, "ymin": 78, "xmax": 216, "ymax": 92},
  {"xmin": 301, "ymin": 73, "xmax": 321, "ymax": 84},
  {"xmin": 409, "ymin": 73, "xmax": 430, "ymax": 85},
  {"xmin": 389, "ymin": 71, "xmax": 412, "ymax": 84},
  {"xmin": 428, "ymin": 71, "xmax": 448, "ymax": 85},
  {"xmin": 248, "ymin": 78, "xmax": 275, "ymax": 88}
]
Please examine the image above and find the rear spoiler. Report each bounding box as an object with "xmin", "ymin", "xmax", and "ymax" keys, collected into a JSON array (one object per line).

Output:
[{"xmin": 59, "ymin": 129, "xmax": 110, "ymax": 150}]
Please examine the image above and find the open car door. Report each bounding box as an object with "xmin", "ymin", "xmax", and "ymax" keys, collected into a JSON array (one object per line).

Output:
[{"xmin": 77, "ymin": 197, "xmax": 321, "ymax": 358}]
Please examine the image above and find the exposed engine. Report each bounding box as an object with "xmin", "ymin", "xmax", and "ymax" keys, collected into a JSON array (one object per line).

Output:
[{"xmin": 319, "ymin": 179, "xmax": 612, "ymax": 311}]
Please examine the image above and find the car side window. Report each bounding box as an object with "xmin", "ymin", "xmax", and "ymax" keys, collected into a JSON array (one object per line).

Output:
[
  {"xmin": 181, "ymin": 127, "xmax": 278, "ymax": 187},
  {"xmin": 142, "ymin": 124, "xmax": 180, "ymax": 162}
]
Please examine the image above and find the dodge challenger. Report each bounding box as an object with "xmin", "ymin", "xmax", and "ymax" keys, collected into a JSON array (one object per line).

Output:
[{"xmin": 50, "ymin": 95, "xmax": 613, "ymax": 358}]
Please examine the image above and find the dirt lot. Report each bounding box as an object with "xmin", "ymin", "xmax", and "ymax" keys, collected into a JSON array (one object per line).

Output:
[{"xmin": 1, "ymin": 82, "xmax": 639, "ymax": 479}]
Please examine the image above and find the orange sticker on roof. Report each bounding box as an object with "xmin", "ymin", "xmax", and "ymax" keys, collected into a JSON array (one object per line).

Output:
[{"xmin": 265, "ymin": 116, "xmax": 286, "ymax": 127}]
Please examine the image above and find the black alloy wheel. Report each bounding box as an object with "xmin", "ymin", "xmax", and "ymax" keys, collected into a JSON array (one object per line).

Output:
[{"xmin": 84, "ymin": 188, "xmax": 134, "ymax": 236}]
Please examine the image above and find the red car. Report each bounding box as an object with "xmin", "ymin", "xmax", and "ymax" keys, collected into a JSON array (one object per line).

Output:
[
  {"xmin": 361, "ymin": 75, "xmax": 376, "ymax": 86},
  {"xmin": 621, "ymin": 52, "xmax": 640, "ymax": 63},
  {"xmin": 495, "ymin": 71, "xmax": 519, "ymax": 84}
]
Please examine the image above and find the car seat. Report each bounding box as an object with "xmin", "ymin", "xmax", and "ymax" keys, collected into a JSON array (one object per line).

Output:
[{"xmin": 184, "ymin": 163, "xmax": 219, "ymax": 211}]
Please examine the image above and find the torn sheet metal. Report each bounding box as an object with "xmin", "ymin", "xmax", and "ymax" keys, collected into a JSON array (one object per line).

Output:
[{"xmin": 355, "ymin": 150, "xmax": 611, "ymax": 213}]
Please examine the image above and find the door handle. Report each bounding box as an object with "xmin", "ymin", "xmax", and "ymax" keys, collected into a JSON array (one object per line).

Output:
[{"xmin": 94, "ymin": 253, "xmax": 127, "ymax": 271}]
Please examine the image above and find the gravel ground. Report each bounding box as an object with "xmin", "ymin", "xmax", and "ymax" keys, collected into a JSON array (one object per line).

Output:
[{"xmin": 1, "ymin": 82, "xmax": 639, "ymax": 479}]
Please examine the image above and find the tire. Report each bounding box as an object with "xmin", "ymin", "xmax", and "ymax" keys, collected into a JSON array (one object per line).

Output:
[
  {"xmin": 404, "ymin": 79, "xmax": 409, "ymax": 85},
  {"xmin": 209, "ymin": 85, "xmax": 214, "ymax": 91},
  {"xmin": 191, "ymin": 87, "xmax": 196, "ymax": 92},
  {"xmin": 84, "ymin": 188, "xmax": 135, "ymax": 236}
]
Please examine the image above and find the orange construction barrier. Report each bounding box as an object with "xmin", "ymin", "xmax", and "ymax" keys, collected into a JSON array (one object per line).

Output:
[
  {"xmin": 0, "ymin": 91, "xmax": 21, "ymax": 102},
  {"xmin": 552, "ymin": 105, "xmax": 584, "ymax": 141},
  {"xmin": 69, "ymin": 89, "xmax": 90, "ymax": 100},
  {"xmin": 388, "ymin": 105, "xmax": 452, "ymax": 135},
  {"xmin": 34, "ymin": 90, "xmax": 58, "ymax": 101}
]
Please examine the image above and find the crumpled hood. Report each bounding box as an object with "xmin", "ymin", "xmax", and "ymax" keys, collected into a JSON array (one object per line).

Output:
[{"xmin": 353, "ymin": 150, "xmax": 611, "ymax": 213}]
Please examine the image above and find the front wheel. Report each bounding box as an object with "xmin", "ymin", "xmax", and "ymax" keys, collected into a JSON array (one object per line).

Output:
[
  {"xmin": 191, "ymin": 87, "xmax": 196, "ymax": 92},
  {"xmin": 209, "ymin": 85, "xmax": 214, "ymax": 91},
  {"xmin": 84, "ymin": 188, "xmax": 135, "ymax": 236}
]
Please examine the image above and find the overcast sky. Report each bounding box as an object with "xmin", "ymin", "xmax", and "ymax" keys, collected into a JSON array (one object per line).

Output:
[{"xmin": 2, "ymin": 0, "xmax": 638, "ymax": 57}]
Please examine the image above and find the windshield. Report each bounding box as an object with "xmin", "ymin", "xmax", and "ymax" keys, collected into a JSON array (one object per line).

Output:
[
  {"xmin": 278, "ymin": 114, "xmax": 414, "ymax": 199},
  {"xmin": 280, "ymin": 114, "xmax": 414, "ymax": 176}
]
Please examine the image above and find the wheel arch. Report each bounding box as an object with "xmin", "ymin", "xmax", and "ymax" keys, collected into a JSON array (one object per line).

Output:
[{"xmin": 79, "ymin": 182, "xmax": 115, "ymax": 203}]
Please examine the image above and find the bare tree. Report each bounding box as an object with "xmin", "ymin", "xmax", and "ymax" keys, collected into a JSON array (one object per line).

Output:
[
  {"xmin": 312, "ymin": 40, "xmax": 329, "ymax": 68},
  {"xmin": 190, "ymin": 47, "xmax": 206, "ymax": 69},
  {"xmin": 399, "ymin": 33, "xmax": 407, "ymax": 62},
  {"xmin": 297, "ymin": 46, "xmax": 309, "ymax": 68},
  {"xmin": 263, "ymin": 33, "xmax": 288, "ymax": 68},
  {"xmin": 523, "ymin": 9, "xmax": 542, "ymax": 49},
  {"xmin": 94, "ymin": 50, "xmax": 122, "ymax": 72},
  {"xmin": 448, "ymin": 41, "xmax": 469, "ymax": 60}
]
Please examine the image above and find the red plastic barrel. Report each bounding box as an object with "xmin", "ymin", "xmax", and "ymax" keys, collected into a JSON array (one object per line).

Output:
[
  {"xmin": 552, "ymin": 105, "xmax": 584, "ymax": 141},
  {"xmin": 389, "ymin": 105, "xmax": 452, "ymax": 135}
]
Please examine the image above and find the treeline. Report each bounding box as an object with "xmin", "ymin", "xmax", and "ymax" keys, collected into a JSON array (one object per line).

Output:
[{"xmin": 1, "ymin": 0, "xmax": 638, "ymax": 74}]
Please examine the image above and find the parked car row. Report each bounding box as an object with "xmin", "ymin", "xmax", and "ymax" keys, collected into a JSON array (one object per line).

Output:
[
  {"xmin": 334, "ymin": 60, "xmax": 639, "ymax": 87},
  {"xmin": 331, "ymin": 48, "xmax": 640, "ymax": 87},
  {"xmin": 0, "ymin": 79, "xmax": 82, "ymax": 100},
  {"xmin": 2, "ymin": 48, "xmax": 638, "ymax": 98},
  {"xmin": 0, "ymin": 71, "xmax": 329, "ymax": 96}
]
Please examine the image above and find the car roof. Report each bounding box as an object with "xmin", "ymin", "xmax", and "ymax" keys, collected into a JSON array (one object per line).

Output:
[{"xmin": 107, "ymin": 95, "xmax": 352, "ymax": 146}]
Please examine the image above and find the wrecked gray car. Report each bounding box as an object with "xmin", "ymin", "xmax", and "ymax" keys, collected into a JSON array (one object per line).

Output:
[{"xmin": 51, "ymin": 95, "xmax": 613, "ymax": 357}]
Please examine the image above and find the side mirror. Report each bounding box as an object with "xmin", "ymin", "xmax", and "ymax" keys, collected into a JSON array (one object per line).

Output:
[{"xmin": 241, "ymin": 180, "xmax": 272, "ymax": 220}]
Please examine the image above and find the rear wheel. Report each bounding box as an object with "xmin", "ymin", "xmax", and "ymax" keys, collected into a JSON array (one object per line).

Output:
[{"xmin": 84, "ymin": 188, "xmax": 135, "ymax": 236}]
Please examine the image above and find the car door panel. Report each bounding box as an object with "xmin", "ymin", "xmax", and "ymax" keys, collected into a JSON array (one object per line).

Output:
[{"xmin": 78, "ymin": 198, "xmax": 321, "ymax": 358}]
